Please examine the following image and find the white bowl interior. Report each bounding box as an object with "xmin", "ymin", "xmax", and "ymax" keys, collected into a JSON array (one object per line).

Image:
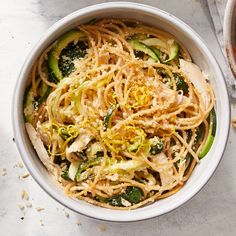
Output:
[{"xmin": 13, "ymin": 2, "xmax": 230, "ymax": 222}]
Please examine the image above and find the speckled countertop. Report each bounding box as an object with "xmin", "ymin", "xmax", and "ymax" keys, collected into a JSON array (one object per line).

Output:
[{"xmin": 1, "ymin": 1, "xmax": 236, "ymax": 235}]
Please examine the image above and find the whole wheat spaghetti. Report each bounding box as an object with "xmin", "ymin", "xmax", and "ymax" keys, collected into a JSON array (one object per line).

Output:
[{"xmin": 24, "ymin": 19, "xmax": 216, "ymax": 209}]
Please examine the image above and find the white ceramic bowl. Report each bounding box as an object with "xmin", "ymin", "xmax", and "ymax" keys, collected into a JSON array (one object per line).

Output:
[
  {"xmin": 224, "ymin": 0, "xmax": 236, "ymax": 77},
  {"xmin": 12, "ymin": 2, "xmax": 230, "ymax": 222}
]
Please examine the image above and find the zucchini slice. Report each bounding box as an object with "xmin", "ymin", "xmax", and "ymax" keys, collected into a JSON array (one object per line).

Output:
[
  {"xmin": 141, "ymin": 38, "xmax": 167, "ymax": 49},
  {"xmin": 75, "ymin": 158, "xmax": 101, "ymax": 181},
  {"xmin": 164, "ymin": 40, "xmax": 179, "ymax": 63},
  {"xmin": 140, "ymin": 38, "xmax": 178, "ymax": 63},
  {"xmin": 104, "ymin": 105, "xmax": 117, "ymax": 131},
  {"xmin": 35, "ymin": 84, "xmax": 51, "ymax": 107},
  {"xmin": 150, "ymin": 47, "xmax": 161, "ymax": 59},
  {"xmin": 199, "ymin": 108, "xmax": 217, "ymax": 159},
  {"xmin": 68, "ymin": 161, "xmax": 80, "ymax": 180},
  {"xmin": 128, "ymin": 39, "xmax": 160, "ymax": 62},
  {"xmin": 48, "ymin": 29, "xmax": 87, "ymax": 82}
]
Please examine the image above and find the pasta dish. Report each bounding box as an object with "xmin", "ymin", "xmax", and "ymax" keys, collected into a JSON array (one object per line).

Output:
[{"xmin": 24, "ymin": 19, "xmax": 216, "ymax": 209}]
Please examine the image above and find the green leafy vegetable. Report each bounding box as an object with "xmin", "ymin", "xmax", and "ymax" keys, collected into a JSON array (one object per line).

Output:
[
  {"xmin": 48, "ymin": 29, "xmax": 87, "ymax": 82},
  {"xmin": 174, "ymin": 74, "xmax": 188, "ymax": 93},
  {"xmin": 75, "ymin": 157, "xmax": 101, "ymax": 181},
  {"xmin": 58, "ymin": 41, "xmax": 88, "ymax": 77},
  {"xmin": 125, "ymin": 186, "xmax": 142, "ymax": 203},
  {"xmin": 107, "ymin": 195, "xmax": 123, "ymax": 206},
  {"xmin": 107, "ymin": 186, "xmax": 143, "ymax": 206},
  {"xmin": 61, "ymin": 171, "xmax": 71, "ymax": 181}
]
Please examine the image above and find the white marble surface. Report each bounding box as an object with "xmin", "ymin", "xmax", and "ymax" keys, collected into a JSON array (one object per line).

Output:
[{"xmin": 1, "ymin": 0, "xmax": 236, "ymax": 235}]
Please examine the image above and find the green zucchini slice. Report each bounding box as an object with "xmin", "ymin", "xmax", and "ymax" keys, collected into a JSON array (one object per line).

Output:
[
  {"xmin": 128, "ymin": 39, "xmax": 160, "ymax": 62},
  {"xmin": 48, "ymin": 30, "xmax": 87, "ymax": 82},
  {"xmin": 199, "ymin": 108, "xmax": 216, "ymax": 159}
]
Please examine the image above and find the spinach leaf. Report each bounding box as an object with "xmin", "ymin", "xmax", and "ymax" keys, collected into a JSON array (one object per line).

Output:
[
  {"xmin": 174, "ymin": 73, "xmax": 188, "ymax": 93},
  {"xmin": 106, "ymin": 186, "xmax": 143, "ymax": 206},
  {"xmin": 59, "ymin": 41, "xmax": 88, "ymax": 77}
]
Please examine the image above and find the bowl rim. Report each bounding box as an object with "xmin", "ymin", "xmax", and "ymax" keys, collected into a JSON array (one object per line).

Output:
[
  {"xmin": 224, "ymin": 0, "xmax": 236, "ymax": 77},
  {"xmin": 12, "ymin": 1, "xmax": 230, "ymax": 222}
]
